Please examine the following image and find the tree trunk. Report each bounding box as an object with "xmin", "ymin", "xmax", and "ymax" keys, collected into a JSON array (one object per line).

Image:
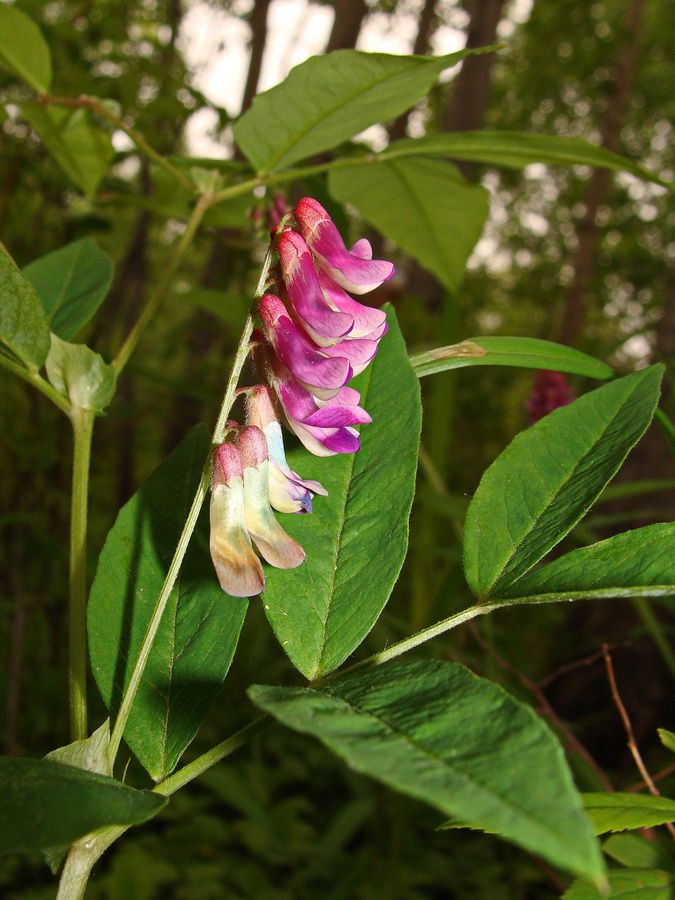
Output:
[
  {"xmin": 389, "ymin": 0, "xmax": 439, "ymax": 141},
  {"xmin": 241, "ymin": 0, "xmax": 273, "ymax": 113},
  {"xmin": 325, "ymin": 0, "xmax": 369, "ymax": 53},
  {"xmin": 557, "ymin": 0, "xmax": 647, "ymax": 347}
]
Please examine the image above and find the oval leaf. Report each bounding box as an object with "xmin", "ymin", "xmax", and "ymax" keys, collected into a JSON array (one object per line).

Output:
[
  {"xmin": 582, "ymin": 793, "xmax": 675, "ymax": 835},
  {"xmin": 409, "ymin": 336, "xmax": 614, "ymax": 380},
  {"xmin": 381, "ymin": 132, "xmax": 673, "ymax": 191},
  {"xmin": 499, "ymin": 523, "xmax": 675, "ymax": 603},
  {"xmin": 233, "ymin": 48, "xmax": 495, "ymax": 174},
  {"xmin": 0, "ymin": 5, "xmax": 52, "ymax": 94},
  {"xmin": 21, "ymin": 102, "xmax": 115, "ymax": 198},
  {"xmin": 45, "ymin": 335, "xmax": 116, "ymax": 412},
  {"xmin": 0, "ymin": 756, "xmax": 166, "ymax": 857},
  {"xmin": 88, "ymin": 426, "xmax": 248, "ymax": 780},
  {"xmin": 250, "ymin": 660, "xmax": 604, "ymax": 881},
  {"xmin": 463, "ymin": 366, "xmax": 664, "ymax": 600},
  {"xmin": 0, "ymin": 246, "xmax": 51, "ymax": 371},
  {"xmin": 23, "ymin": 238, "xmax": 114, "ymax": 340},
  {"xmin": 260, "ymin": 306, "xmax": 421, "ymax": 680},
  {"xmin": 330, "ymin": 157, "xmax": 489, "ymax": 294}
]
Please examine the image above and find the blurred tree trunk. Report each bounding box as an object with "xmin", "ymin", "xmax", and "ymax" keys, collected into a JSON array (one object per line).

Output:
[
  {"xmin": 389, "ymin": 0, "xmax": 439, "ymax": 140},
  {"xmin": 557, "ymin": 0, "xmax": 647, "ymax": 348},
  {"xmin": 241, "ymin": 0, "xmax": 272, "ymax": 113},
  {"xmin": 325, "ymin": 0, "xmax": 369, "ymax": 52}
]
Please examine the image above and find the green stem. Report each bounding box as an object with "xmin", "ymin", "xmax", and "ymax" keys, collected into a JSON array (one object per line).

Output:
[
  {"xmin": 42, "ymin": 96, "xmax": 194, "ymax": 191},
  {"xmin": 633, "ymin": 596, "xmax": 675, "ymax": 682},
  {"xmin": 155, "ymin": 716, "xmax": 270, "ymax": 797},
  {"xmin": 107, "ymin": 236, "xmax": 279, "ymax": 770},
  {"xmin": 57, "ymin": 827, "xmax": 126, "ymax": 900},
  {"xmin": 113, "ymin": 193, "xmax": 212, "ymax": 375},
  {"xmin": 68, "ymin": 408, "xmax": 96, "ymax": 742},
  {"xmin": 0, "ymin": 352, "xmax": 72, "ymax": 414}
]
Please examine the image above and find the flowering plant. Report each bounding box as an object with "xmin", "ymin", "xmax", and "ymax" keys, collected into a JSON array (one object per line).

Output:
[{"xmin": 1, "ymin": 10, "xmax": 674, "ymax": 900}]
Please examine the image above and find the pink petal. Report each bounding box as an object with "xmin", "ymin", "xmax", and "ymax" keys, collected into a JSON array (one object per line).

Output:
[
  {"xmin": 320, "ymin": 337, "xmax": 378, "ymax": 377},
  {"xmin": 278, "ymin": 231, "xmax": 353, "ymax": 347},
  {"xmin": 259, "ymin": 294, "xmax": 351, "ymax": 400},
  {"xmin": 318, "ymin": 271, "xmax": 388, "ymax": 341},
  {"xmin": 294, "ymin": 197, "xmax": 395, "ymax": 295}
]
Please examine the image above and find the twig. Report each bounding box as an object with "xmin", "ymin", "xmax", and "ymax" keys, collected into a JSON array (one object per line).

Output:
[{"xmin": 603, "ymin": 644, "xmax": 675, "ymax": 840}]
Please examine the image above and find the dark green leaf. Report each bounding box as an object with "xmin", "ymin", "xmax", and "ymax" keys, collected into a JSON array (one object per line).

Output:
[
  {"xmin": 564, "ymin": 870, "xmax": 672, "ymax": 900},
  {"xmin": 233, "ymin": 48, "xmax": 497, "ymax": 174},
  {"xmin": 380, "ymin": 132, "xmax": 673, "ymax": 191},
  {"xmin": 21, "ymin": 102, "xmax": 115, "ymax": 198},
  {"xmin": 250, "ymin": 660, "xmax": 604, "ymax": 881},
  {"xmin": 45, "ymin": 335, "xmax": 116, "ymax": 412},
  {"xmin": 0, "ymin": 756, "xmax": 166, "ymax": 857},
  {"xmin": 463, "ymin": 366, "xmax": 663, "ymax": 599},
  {"xmin": 330, "ymin": 157, "xmax": 488, "ymax": 294},
  {"xmin": 409, "ymin": 336, "xmax": 613, "ymax": 380},
  {"xmin": 23, "ymin": 239, "xmax": 114, "ymax": 340},
  {"xmin": 88, "ymin": 426, "xmax": 248, "ymax": 780},
  {"xmin": 261, "ymin": 306, "xmax": 421, "ymax": 680},
  {"xmin": 0, "ymin": 246, "xmax": 51, "ymax": 371},
  {"xmin": 0, "ymin": 5, "xmax": 51, "ymax": 94},
  {"xmin": 582, "ymin": 793, "xmax": 675, "ymax": 835},
  {"xmin": 499, "ymin": 524, "xmax": 675, "ymax": 603}
]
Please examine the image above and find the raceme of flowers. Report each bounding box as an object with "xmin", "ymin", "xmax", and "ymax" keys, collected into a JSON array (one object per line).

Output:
[{"xmin": 209, "ymin": 198, "xmax": 395, "ymax": 597}]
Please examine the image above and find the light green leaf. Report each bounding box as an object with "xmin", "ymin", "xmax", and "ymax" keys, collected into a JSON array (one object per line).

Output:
[
  {"xmin": 463, "ymin": 366, "xmax": 663, "ymax": 599},
  {"xmin": 499, "ymin": 524, "xmax": 675, "ymax": 603},
  {"xmin": 45, "ymin": 334, "xmax": 116, "ymax": 412},
  {"xmin": 233, "ymin": 48, "xmax": 497, "ymax": 174},
  {"xmin": 260, "ymin": 306, "xmax": 421, "ymax": 680},
  {"xmin": 0, "ymin": 756, "xmax": 166, "ymax": 857},
  {"xmin": 88, "ymin": 426, "xmax": 248, "ymax": 780},
  {"xmin": 564, "ymin": 870, "xmax": 672, "ymax": 900},
  {"xmin": 21, "ymin": 102, "xmax": 115, "ymax": 198},
  {"xmin": 582, "ymin": 793, "xmax": 675, "ymax": 835},
  {"xmin": 45, "ymin": 720, "xmax": 112, "ymax": 777},
  {"xmin": 330, "ymin": 157, "xmax": 488, "ymax": 294},
  {"xmin": 0, "ymin": 246, "xmax": 51, "ymax": 371},
  {"xmin": 0, "ymin": 5, "xmax": 52, "ymax": 94},
  {"xmin": 381, "ymin": 132, "xmax": 673, "ymax": 191},
  {"xmin": 409, "ymin": 336, "xmax": 613, "ymax": 380},
  {"xmin": 659, "ymin": 729, "xmax": 675, "ymax": 755},
  {"xmin": 23, "ymin": 239, "xmax": 114, "ymax": 340},
  {"xmin": 603, "ymin": 834, "xmax": 675, "ymax": 873},
  {"xmin": 250, "ymin": 660, "xmax": 604, "ymax": 881}
]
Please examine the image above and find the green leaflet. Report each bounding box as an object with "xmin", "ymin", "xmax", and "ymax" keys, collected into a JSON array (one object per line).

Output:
[
  {"xmin": 21, "ymin": 102, "xmax": 115, "ymax": 198},
  {"xmin": 330, "ymin": 157, "xmax": 489, "ymax": 295},
  {"xmin": 464, "ymin": 366, "xmax": 664, "ymax": 599},
  {"xmin": 498, "ymin": 523, "xmax": 675, "ymax": 603},
  {"xmin": 88, "ymin": 426, "xmax": 248, "ymax": 780},
  {"xmin": 233, "ymin": 48, "xmax": 496, "ymax": 174},
  {"xmin": 45, "ymin": 335, "xmax": 116, "ymax": 413},
  {"xmin": 582, "ymin": 793, "xmax": 675, "ymax": 836},
  {"xmin": 0, "ymin": 246, "xmax": 51, "ymax": 371},
  {"xmin": 260, "ymin": 306, "xmax": 421, "ymax": 680},
  {"xmin": 23, "ymin": 238, "xmax": 114, "ymax": 340},
  {"xmin": 380, "ymin": 132, "xmax": 673, "ymax": 191},
  {"xmin": 0, "ymin": 5, "xmax": 51, "ymax": 94},
  {"xmin": 409, "ymin": 336, "xmax": 613, "ymax": 380},
  {"xmin": 250, "ymin": 659, "xmax": 604, "ymax": 881},
  {"xmin": 0, "ymin": 756, "xmax": 166, "ymax": 856},
  {"xmin": 564, "ymin": 870, "xmax": 672, "ymax": 900}
]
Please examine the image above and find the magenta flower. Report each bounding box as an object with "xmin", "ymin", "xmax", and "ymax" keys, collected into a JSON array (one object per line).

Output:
[
  {"xmin": 526, "ymin": 370, "xmax": 575, "ymax": 425},
  {"xmin": 294, "ymin": 197, "xmax": 395, "ymax": 295},
  {"xmin": 245, "ymin": 384, "xmax": 327, "ymax": 514}
]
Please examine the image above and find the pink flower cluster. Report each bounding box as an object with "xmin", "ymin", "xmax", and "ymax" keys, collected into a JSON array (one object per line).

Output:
[{"xmin": 209, "ymin": 198, "xmax": 395, "ymax": 596}]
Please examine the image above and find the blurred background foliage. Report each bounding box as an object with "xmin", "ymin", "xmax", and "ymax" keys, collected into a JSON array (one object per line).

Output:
[{"xmin": 1, "ymin": 0, "xmax": 674, "ymax": 895}]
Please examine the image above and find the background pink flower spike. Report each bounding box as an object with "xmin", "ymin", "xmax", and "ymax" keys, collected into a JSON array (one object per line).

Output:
[
  {"xmin": 295, "ymin": 197, "xmax": 395, "ymax": 295},
  {"xmin": 278, "ymin": 231, "xmax": 354, "ymax": 347}
]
